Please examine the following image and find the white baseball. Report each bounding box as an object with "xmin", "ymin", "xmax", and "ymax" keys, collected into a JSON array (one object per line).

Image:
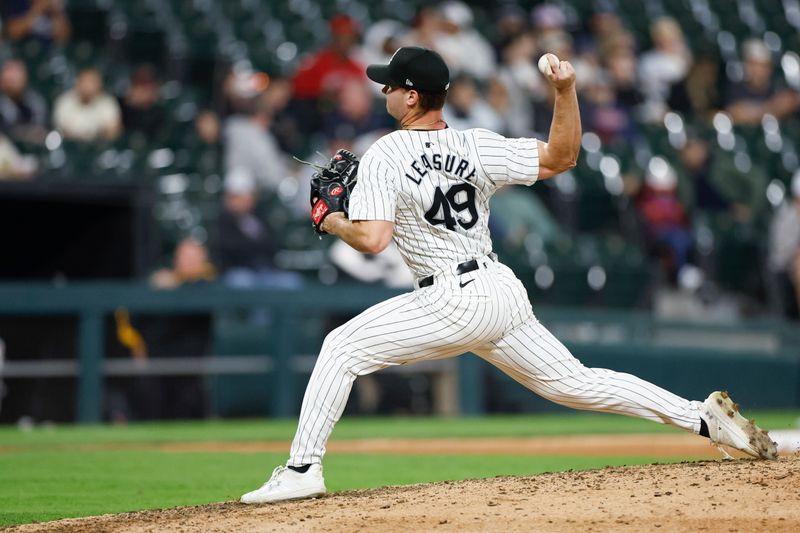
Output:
[{"xmin": 538, "ymin": 53, "xmax": 559, "ymax": 75}]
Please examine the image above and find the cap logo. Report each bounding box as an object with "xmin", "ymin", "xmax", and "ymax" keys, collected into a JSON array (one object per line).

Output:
[{"xmin": 405, "ymin": 78, "xmax": 413, "ymax": 86}]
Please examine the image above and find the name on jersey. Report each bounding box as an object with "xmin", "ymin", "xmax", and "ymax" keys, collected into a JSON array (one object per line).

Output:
[{"xmin": 405, "ymin": 153, "xmax": 476, "ymax": 185}]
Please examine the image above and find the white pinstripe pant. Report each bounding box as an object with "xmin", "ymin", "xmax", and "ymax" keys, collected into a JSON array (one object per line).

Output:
[{"xmin": 289, "ymin": 258, "xmax": 702, "ymax": 466}]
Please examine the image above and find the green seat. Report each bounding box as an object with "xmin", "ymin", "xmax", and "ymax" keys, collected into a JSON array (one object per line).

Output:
[
  {"xmin": 706, "ymin": 214, "xmax": 764, "ymax": 293},
  {"xmin": 60, "ymin": 140, "xmax": 101, "ymax": 179},
  {"xmin": 598, "ymin": 236, "xmax": 651, "ymax": 308},
  {"xmin": 525, "ymin": 237, "xmax": 589, "ymax": 306},
  {"xmin": 573, "ymin": 169, "xmax": 619, "ymax": 233},
  {"xmin": 640, "ymin": 124, "xmax": 677, "ymax": 160},
  {"xmin": 125, "ymin": 28, "xmax": 167, "ymax": 65},
  {"xmin": 64, "ymin": 41, "xmax": 103, "ymax": 70},
  {"xmin": 65, "ymin": 6, "xmax": 109, "ymax": 47}
]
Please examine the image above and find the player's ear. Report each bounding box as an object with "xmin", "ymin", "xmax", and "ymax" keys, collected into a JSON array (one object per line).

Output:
[{"xmin": 405, "ymin": 89, "xmax": 419, "ymax": 107}]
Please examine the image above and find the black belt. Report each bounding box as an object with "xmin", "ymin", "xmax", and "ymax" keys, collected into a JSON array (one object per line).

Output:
[{"xmin": 418, "ymin": 259, "xmax": 479, "ymax": 288}]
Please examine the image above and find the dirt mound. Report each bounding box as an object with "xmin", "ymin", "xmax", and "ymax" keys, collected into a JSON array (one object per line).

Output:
[{"xmin": 8, "ymin": 456, "xmax": 799, "ymax": 533}]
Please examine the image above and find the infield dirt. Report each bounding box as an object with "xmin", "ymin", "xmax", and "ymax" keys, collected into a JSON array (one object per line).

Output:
[{"xmin": 7, "ymin": 455, "xmax": 799, "ymax": 532}]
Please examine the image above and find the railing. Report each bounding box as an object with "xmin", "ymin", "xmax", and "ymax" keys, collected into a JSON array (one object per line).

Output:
[
  {"xmin": 0, "ymin": 282, "xmax": 409, "ymax": 422},
  {"xmin": 0, "ymin": 282, "xmax": 798, "ymax": 422}
]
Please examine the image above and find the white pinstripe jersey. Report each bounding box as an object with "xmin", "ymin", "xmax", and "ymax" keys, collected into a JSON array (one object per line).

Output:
[{"xmin": 348, "ymin": 128, "xmax": 540, "ymax": 279}]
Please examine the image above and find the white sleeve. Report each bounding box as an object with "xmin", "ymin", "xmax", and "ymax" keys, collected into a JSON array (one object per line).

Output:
[
  {"xmin": 471, "ymin": 128, "xmax": 539, "ymax": 186},
  {"xmin": 348, "ymin": 147, "xmax": 397, "ymax": 222},
  {"xmin": 53, "ymin": 94, "xmax": 70, "ymax": 133},
  {"xmin": 101, "ymin": 95, "xmax": 121, "ymax": 125}
]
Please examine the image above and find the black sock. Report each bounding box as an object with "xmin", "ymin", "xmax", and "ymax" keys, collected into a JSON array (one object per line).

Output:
[
  {"xmin": 699, "ymin": 418, "xmax": 710, "ymax": 438},
  {"xmin": 288, "ymin": 464, "xmax": 312, "ymax": 473}
]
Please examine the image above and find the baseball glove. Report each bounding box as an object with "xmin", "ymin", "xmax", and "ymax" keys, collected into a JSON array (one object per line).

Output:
[{"xmin": 309, "ymin": 149, "xmax": 359, "ymax": 235}]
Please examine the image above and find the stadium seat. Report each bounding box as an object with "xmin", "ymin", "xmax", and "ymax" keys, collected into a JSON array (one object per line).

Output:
[
  {"xmin": 66, "ymin": 4, "xmax": 109, "ymax": 47},
  {"xmin": 1, "ymin": 0, "xmax": 792, "ymax": 312},
  {"xmin": 597, "ymin": 235, "xmax": 651, "ymax": 308}
]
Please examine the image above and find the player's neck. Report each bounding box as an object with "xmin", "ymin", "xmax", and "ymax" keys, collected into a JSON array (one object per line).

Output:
[{"xmin": 400, "ymin": 110, "xmax": 447, "ymax": 131}]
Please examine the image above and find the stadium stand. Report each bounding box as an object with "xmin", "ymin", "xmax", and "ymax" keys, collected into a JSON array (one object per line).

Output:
[{"xmin": 1, "ymin": 0, "xmax": 799, "ymax": 318}]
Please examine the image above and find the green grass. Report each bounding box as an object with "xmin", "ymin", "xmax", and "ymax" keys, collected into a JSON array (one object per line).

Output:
[
  {"xmin": 1, "ymin": 412, "xmax": 797, "ymax": 527},
  {"xmin": 1, "ymin": 410, "xmax": 798, "ymax": 448},
  {"xmin": 0, "ymin": 451, "xmax": 698, "ymax": 527}
]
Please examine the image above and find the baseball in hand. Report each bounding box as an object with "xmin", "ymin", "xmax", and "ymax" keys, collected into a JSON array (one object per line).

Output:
[{"xmin": 538, "ymin": 53, "xmax": 559, "ymax": 75}]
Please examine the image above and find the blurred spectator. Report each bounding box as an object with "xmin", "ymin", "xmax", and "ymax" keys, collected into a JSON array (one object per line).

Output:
[
  {"xmin": 638, "ymin": 17, "xmax": 692, "ymax": 122},
  {"xmin": 497, "ymin": 32, "xmax": 546, "ymax": 137},
  {"xmin": 357, "ymin": 19, "xmax": 406, "ymax": 71},
  {"xmin": 490, "ymin": 185, "xmax": 563, "ymax": 250},
  {"xmin": 291, "ymin": 14, "xmax": 366, "ymax": 139},
  {"xmin": 580, "ymin": 73, "xmax": 637, "ymax": 145},
  {"xmin": 676, "ymin": 133, "xmax": 729, "ymax": 213},
  {"xmin": 358, "ymin": 19, "xmax": 406, "ymax": 98},
  {"xmin": 636, "ymin": 158, "xmax": 694, "ymax": 281},
  {"xmin": 194, "ymin": 109, "xmax": 220, "ymax": 146},
  {"xmin": 111, "ymin": 239, "xmax": 214, "ymax": 420},
  {"xmin": 491, "ymin": 4, "xmax": 528, "ymax": 60},
  {"xmin": 674, "ymin": 128, "xmax": 767, "ymax": 225},
  {"xmin": 53, "ymin": 68, "xmax": 122, "ymax": 142},
  {"xmin": 767, "ymin": 170, "xmax": 800, "ymax": 320},
  {"xmin": 605, "ymin": 45, "xmax": 644, "ymax": 111},
  {"xmin": 292, "ymin": 15, "xmax": 364, "ymax": 99},
  {"xmin": 179, "ymin": 109, "xmax": 222, "ymax": 177},
  {"xmin": 668, "ymin": 55, "xmax": 722, "ymax": 119},
  {"xmin": 218, "ymin": 167, "xmax": 302, "ymax": 290},
  {"xmin": 264, "ymin": 76, "xmax": 304, "ymax": 155},
  {"xmin": 590, "ymin": 11, "xmax": 634, "ymax": 60},
  {"xmin": 322, "ymin": 79, "xmax": 393, "ymax": 141},
  {"xmin": 223, "ymin": 93, "xmax": 290, "ymax": 193},
  {"xmin": 536, "ymin": 27, "xmax": 574, "ymax": 61},
  {"xmin": 149, "ymin": 238, "xmax": 216, "ymax": 290},
  {"xmin": 531, "ymin": 3, "xmax": 567, "ymax": 39},
  {"xmin": 1, "ymin": 0, "xmax": 71, "ymax": 45},
  {"xmin": 329, "ymin": 239, "xmax": 413, "ymax": 288},
  {"xmin": 531, "ymin": 77, "xmax": 556, "ymax": 137},
  {"xmin": 0, "ymin": 59, "xmax": 48, "ymax": 144},
  {"xmin": 401, "ymin": 7, "xmax": 441, "ymax": 50},
  {"xmin": 443, "ymin": 74, "xmax": 504, "ymax": 132},
  {"xmin": 708, "ymin": 150, "xmax": 768, "ymax": 225},
  {"xmin": 0, "ymin": 133, "xmax": 37, "ymax": 180},
  {"xmin": 188, "ymin": 109, "xmax": 222, "ymax": 176},
  {"xmin": 220, "ymin": 68, "xmax": 270, "ymax": 117},
  {"xmin": 724, "ymin": 39, "xmax": 800, "ymax": 126},
  {"xmin": 486, "ymin": 78, "xmax": 512, "ymax": 133},
  {"xmin": 119, "ymin": 65, "xmax": 163, "ymax": 138},
  {"xmin": 434, "ymin": 1, "xmax": 496, "ymax": 81}
]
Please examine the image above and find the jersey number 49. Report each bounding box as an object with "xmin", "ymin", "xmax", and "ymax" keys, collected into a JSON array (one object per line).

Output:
[{"xmin": 423, "ymin": 183, "xmax": 478, "ymax": 231}]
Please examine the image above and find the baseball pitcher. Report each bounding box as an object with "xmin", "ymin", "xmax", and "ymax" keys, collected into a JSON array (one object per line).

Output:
[{"xmin": 241, "ymin": 46, "xmax": 777, "ymax": 504}]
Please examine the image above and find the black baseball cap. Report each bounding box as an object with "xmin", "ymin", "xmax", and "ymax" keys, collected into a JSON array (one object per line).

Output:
[{"xmin": 366, "ymin": 46, "xmax": 450, "ymax": 93}]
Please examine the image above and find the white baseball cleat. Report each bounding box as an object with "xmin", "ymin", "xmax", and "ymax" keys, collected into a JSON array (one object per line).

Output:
[
  {"xmin": 699, "ymin": 391, "xmax": 778, "ymax": 460},
  {"xmin": 240, "ymin": 464, "xmax": 326, "ymax": 504}
]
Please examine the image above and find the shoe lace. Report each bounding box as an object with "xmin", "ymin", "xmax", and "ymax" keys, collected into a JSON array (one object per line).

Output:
[{"xmin": 261, "ymin": 465, "xmax": 286, "ymax": 489}]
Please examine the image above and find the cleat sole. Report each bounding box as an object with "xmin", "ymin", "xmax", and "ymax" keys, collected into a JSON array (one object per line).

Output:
[{"xmin": 702, "ymin": 391, "xmax": 778, "ymax": 460}]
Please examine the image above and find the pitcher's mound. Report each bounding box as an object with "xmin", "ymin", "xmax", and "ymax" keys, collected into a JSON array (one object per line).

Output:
[{"xmin": 10, "ymin": 456, "xmax": 800, "ymax": 532}]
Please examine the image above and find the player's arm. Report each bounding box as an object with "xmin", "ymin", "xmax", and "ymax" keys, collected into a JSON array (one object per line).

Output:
[
  {"xmin": 537, "ymin": 57, "xmax": 580, "ymax": 181},
  {"xmin": 321, "ymin": 214, "xmax": 394, "ymax": 255}
]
